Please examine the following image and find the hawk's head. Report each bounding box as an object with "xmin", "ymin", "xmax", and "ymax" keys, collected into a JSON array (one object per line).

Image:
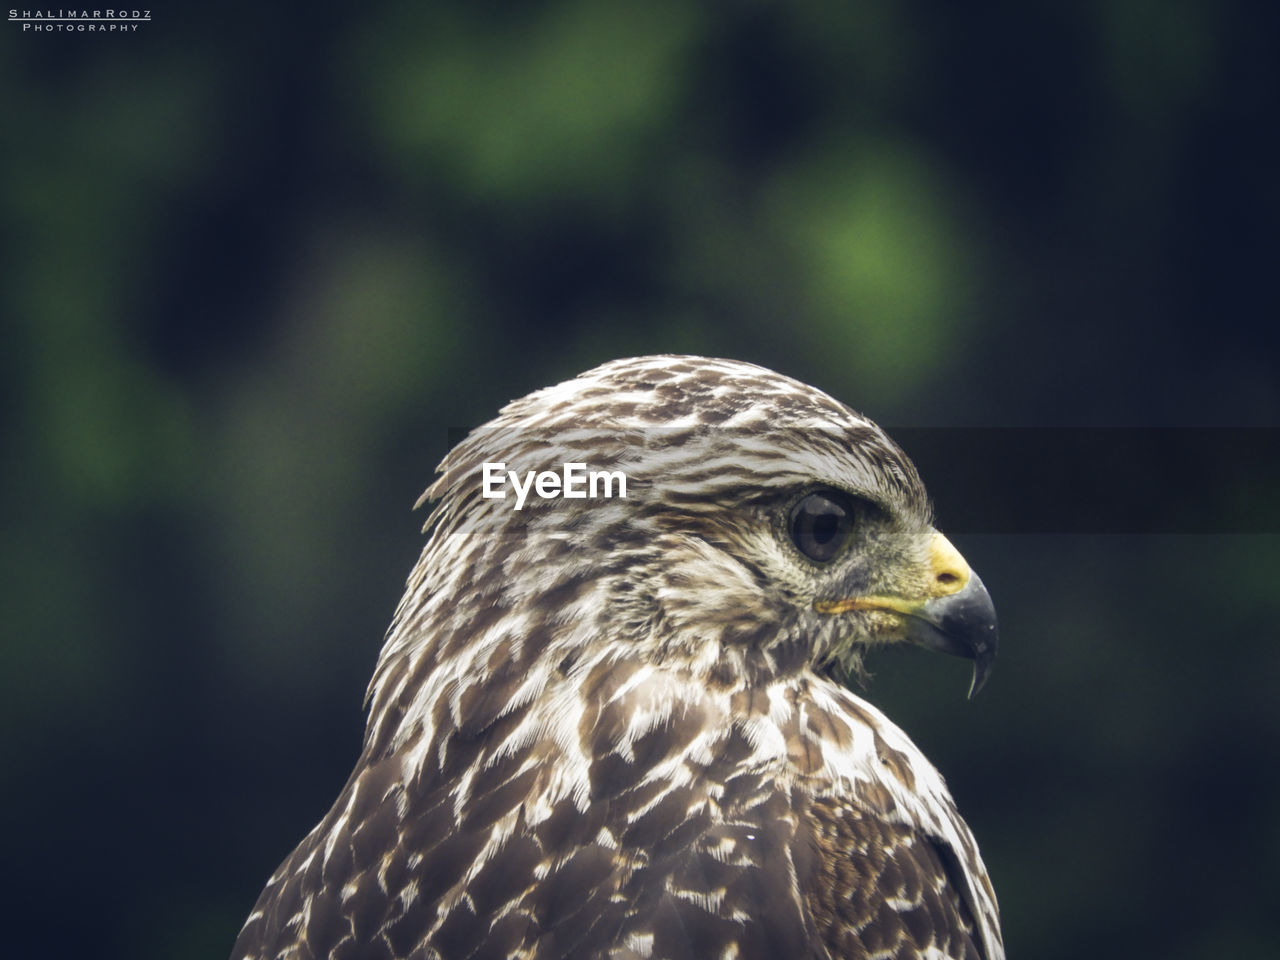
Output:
[{"xmin": 369, "ymin": 356, "xmax": 996, "ymax": 751}]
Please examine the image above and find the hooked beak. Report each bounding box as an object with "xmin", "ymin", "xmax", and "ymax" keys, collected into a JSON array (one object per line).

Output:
[
  {"xmin": 815, "ymin": 532, "xmax": 999, "ymax": 698},
  {"xmin": 901, "ymin": 571, "xmax": 998, "ymax": 698}
]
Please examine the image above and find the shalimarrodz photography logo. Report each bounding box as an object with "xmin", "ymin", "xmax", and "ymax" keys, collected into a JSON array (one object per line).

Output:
[{"xmin": 9, "ymin": 8, "xmax": 150, "ymax": 31}]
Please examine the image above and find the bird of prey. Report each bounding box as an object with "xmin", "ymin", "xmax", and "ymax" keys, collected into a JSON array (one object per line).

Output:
[{"xmin": 231, "ymin": 355, "xmax": 1003, "ymax": 960}]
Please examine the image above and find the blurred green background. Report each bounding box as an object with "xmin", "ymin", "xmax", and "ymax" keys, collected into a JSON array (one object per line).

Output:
[{"xmin": 3, "ymin": 2, "xmax": 1278, "ymax": 958}]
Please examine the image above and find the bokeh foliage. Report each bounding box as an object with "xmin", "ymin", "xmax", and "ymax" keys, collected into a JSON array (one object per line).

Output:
[{"xmin": 2, "ymin": 2, "xmax": 1278, "ymax": 958}]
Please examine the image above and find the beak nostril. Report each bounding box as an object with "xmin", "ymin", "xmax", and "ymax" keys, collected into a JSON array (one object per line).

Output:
[{"xmin": 928, "ymin": 533, "xmax": 971, "ymax": 597}]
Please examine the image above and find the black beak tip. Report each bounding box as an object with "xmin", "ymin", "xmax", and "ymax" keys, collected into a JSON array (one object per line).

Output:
[
  {"xmin": 921, "ymin": 570, "xmax": 999, "ymax": 699},
  {"xmin": 967, "ymin": 632, "xmax": 997, "ymax": 699}
]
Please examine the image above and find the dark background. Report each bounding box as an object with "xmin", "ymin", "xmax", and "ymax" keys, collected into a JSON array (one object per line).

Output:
[{"xmin": 3, "ymin": 3, "xmax": 1278, "ymax": 958}]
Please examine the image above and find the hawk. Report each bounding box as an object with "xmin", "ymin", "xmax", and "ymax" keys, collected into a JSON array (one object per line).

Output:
[{"xmin": 232, "ymin": 355, "xmax": 1003, "ymax": 960}]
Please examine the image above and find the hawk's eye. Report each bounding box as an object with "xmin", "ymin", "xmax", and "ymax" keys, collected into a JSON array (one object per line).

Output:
[{"xmin": 789, "ymin": 490, "xmax": 854, "ymax": 563}]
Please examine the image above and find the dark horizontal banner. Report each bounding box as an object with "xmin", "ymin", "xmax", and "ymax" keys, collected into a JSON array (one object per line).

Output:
[
  {"xmin": 893, "ymin": 428, "xmax": 1280, "ymax": 535},
  {"xmin": 440, "ymin": 427, "xmax": 1280, "ymax": 534}
]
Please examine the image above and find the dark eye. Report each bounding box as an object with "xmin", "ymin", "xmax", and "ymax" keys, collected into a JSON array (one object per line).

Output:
[{"xmin": 789, "ymin": 490, "xmax": 855, "ymax": 562}]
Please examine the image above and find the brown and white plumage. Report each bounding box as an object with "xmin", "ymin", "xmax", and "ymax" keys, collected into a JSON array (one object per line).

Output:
[{"xmin": 232, "ymin": 355, "xmax": 1003, "ymax": 960}]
